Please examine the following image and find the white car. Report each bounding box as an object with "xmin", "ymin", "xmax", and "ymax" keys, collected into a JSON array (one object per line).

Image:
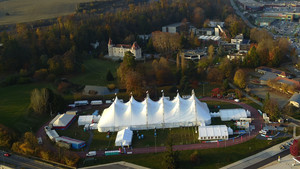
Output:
[{"xmin": 234, "ymin": 99, "xmax": 240, "ymax": 102}]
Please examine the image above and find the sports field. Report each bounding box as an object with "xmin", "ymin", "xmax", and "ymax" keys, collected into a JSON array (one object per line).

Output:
[{"xmin": 0, "ymin": 0, "xmax": 92, "ymax": 25}]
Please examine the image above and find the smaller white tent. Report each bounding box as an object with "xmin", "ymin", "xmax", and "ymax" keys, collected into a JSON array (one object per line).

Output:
[
  {"xmin": 52, "ymin": 114, "xmax": 76, "ymax": 129},
  {"xmin": 78, "ymin": 115, "xmax": 101, "ymax": 126},
  {"xmin": 115, "ymin": 128, "xmax": 133, "ymax": 147},
  {"xmin": 219, "ymin": 109, "xmax": 248, "ymax": 121},
  {"xmin": 45, "ymin": 129, "xmax": 59, "ymax": 141},
  {"xmin": 198, "ymin": 125, "xmax": 229, "ymax": 140}
]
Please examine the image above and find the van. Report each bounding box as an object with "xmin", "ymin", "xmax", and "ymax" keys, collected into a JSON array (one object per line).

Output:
[{"xmin": 86, "ymin": 151, "xmax": 96, "ymax": 157}]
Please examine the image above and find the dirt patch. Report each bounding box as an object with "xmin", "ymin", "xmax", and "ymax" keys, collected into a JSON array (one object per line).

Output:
[{"xmin": 0, "ymin": 0, "xmax": 92, "ymax": 25}]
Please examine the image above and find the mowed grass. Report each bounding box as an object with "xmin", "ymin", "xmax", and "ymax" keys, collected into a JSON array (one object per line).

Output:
[
  {"xmin": 69, "ymin": 59, "xmax": 119, "ymax": 86},
  {"xmin": 81, "ymin": 137, "xmax": 289, "ymax": 169},
  {"xmin": 90, "ymin": 127, "xmax": 199, "ymax": 151},
  {"xmin": 0, "ymin": 0, "xmax": 93, "ymax": 25},
  {"xmin": 0, "ymin": 83, "xmax": 53, "ymax": 133}
]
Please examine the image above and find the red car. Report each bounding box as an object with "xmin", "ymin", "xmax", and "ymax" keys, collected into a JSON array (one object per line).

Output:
[{"xmin": 3, "ymin": 153, "xmax": 11, "ymax": 157}]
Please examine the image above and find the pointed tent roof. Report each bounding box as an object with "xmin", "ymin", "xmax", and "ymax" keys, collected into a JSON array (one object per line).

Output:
[{"xmin": 98, "ymin": 91, "xmax": 211, "ymax": 132}]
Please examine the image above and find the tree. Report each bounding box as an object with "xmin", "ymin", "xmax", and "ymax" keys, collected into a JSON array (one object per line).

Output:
[
  {"xmin": 208, "ymin": 45, "xmax": 214, "ymax": 62},
  {"xmin": 207, "ymin": 68, "xmax": 224, "ymax": 83},
  {"xmin": 117, "ymin": 51, "xmax": 136, "ymax": 86},
  {"xmin": 0, "ymin": 124, "xmax": 16, "ymax": 148},
  {"xmin": 219, "ymin": 58, "xmax": 232, "ymax": 78},
  {"xmin": 245, "ymin": 46, "xmax": 260, "ymax": 68},
  {"xmin": 30, "ymin": 88, "xmax": 49, "ymax": 114},
  {"xmin": 234, "ymin": 69, "xmax": 246, "ymax": 88},
  {"xmin": 106, "ymin": 70, "xmax": 114, "ymax": 81},
  {"xmin": 264, "ymin": 98, "xmax": 280, "ymax": 121},
  {"xmin": 162, "ymin": 134, "xmax": 179, "ymax": 169}
]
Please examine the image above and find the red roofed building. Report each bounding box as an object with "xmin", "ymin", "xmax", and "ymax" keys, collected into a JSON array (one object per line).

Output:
[
  {"xmin": 108, "ymin": 39, "xmax": 142, "ymax": 59},
  {"xmin": 274, "ymin": 77, "xmax": 300, "ymax": 89}
]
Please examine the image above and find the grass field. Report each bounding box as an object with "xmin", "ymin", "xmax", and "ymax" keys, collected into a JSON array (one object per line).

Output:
[
  {"xmin": 81, "ymin": 137, "xmax": 289, "ymax": 169},
  {"xmin": 0, "ymin": 83, "xmax": 53, "ymax": 133},
  {"xmin": 0, "ymin": 0, "xmax": 93, "ymax": 25},
  {"xmin": 69, "ymin": 59, "xmax": 119, "ymax": 86}
]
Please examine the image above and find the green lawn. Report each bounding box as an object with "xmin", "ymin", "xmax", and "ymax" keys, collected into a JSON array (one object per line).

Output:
[
  {"xmin": 81, "ymin": 137, "xmax": 289, "ymax": 169},
  {"xmin": 0, "ymin": 83, "xmax": 53, "ymax": 133},
  {"xmin": 69, "ymin": 59, "xmax": 119, "ymax": 86},
  {"xmin": 56, "ymin": 120, "xmax": 90, "ymax": 142}
]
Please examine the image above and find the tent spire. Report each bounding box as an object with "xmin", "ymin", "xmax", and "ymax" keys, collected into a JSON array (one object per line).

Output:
[
  {"xmin": 146, "ymin": 91, "xmax": 149, "ymax": 98},
  {"xmin": 191, "ymin": 89, "xmax": 195, "ymax": 96},
  {"xmin": 161, "ymin": 90, "xmax": 164, "ymax": 97}
]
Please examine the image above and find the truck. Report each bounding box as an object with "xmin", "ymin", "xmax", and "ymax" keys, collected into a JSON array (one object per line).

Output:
[{"xmin": 86, "ymin": 151, "xmax": 96, "ymax": 157}]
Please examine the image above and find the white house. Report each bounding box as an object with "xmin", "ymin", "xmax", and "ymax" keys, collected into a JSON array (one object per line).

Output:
[{"xmin": 108, "ymin": 39, "xmax": 142, "ymax": 59}]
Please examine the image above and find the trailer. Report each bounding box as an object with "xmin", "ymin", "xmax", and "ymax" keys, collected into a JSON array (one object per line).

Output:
[
  {"xmin": 91, "ymin": 100, "xmax": 102, "ymax": 105},
  {"xmin": 74, "ymin": 100, "xmax": 89, "ymax": 107}
]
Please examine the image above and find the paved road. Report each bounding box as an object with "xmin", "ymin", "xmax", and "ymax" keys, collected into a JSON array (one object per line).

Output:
[
  {"xmin": 0, "ymin": 151, "xmax": 59, "ymax": 169},
  {"xmin": 230, "ymin": 0, "xmax": 256, "ymax": 29},
  {"xmin": 245, "ymin": 149, "xmax": 290, "ymax": 169}
]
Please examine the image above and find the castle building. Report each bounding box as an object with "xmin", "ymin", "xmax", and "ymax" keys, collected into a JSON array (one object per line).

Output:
[{"xmin": 108, "ymin": 39, "xmax": 142, "ymax": 59}]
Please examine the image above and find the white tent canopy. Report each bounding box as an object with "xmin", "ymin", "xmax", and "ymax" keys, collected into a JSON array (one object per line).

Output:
[
  {"xmin": 53, "ymin": 114, "xmax": 75, "ymax": 127},
  {"xmin": 78, "ymin": 115, "xmax": 100, "ymax": 126},
  {"xmin": 198, "ymin": 125, "xmax": 229, "ymax": 140},
  {"xmin": 98, "ymin": 91, "xmax": 211, "ymax": 132},
  {"xmin": 219, "ymin": 109, "xmax": 249, "ymax": 121},
  {"xmin": 115, "ymin": 128, "xmax": 133, "ymax": 146}
]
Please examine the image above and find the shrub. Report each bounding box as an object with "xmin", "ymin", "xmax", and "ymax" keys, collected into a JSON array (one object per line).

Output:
[
  {"xmin": 107, "ymin": 83, "xmax": 116, "ymax": 91},
  {"xmin": 190, "ymin": 151, "xmax": 201, "ymax": 164},
  {"xmin": 33, "ymin": 69, "xmax": 48, "ymax": 80}
]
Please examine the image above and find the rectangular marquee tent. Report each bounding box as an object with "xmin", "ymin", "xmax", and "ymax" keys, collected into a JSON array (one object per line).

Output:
[
  {"xmin": 78, "ymin": 115, "xmax": 101, "ymax": 126},
  {"xmin": 98, "ymin": 91, "xmax": 211, "ymax": 132},
  {"xmin": 52, "ymin": 114, "xmax": 76, "ymax": 130},
  {"xmin": 219, "ymin": 109, "xmax": 250, "ymax": 121},
  {"xmin": 115, "ymin": 128, "xmax": 133, "ymax": 146},
  {"xmin": 198, "ymin": 125, "xmax": 229, "ymax": 140}
]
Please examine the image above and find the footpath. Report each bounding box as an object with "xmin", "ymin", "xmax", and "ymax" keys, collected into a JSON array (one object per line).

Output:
[{"xmin": 221, "ymin": 137, "xmax": 299, "ymax": 169}]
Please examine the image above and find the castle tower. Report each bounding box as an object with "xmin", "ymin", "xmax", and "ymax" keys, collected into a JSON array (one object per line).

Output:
[{"xmin": 108, "ymin": 38, "xmax": 113, "ymax": 56}]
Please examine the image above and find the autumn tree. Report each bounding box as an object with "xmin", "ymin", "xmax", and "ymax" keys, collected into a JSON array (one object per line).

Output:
[
  {"xmin": 208, "ymin": 45, "xmax": 214, "ymax": 62},
  {"xmin": 152, "ymin": 31, "xmax": 181, "ymax": 54},
  {"xmin": 244, "ymin": 46, "xmax": 260, "ymax": 68},
  {"xmin": 219, "ymin": 58, "xmax": 233, "ymax": 79},
  {"xmin": 193, "ymin": 7, "xmax": 205, "ymax": 28},
  {"xmin": 162, "ymin": 134, "xmax": 179, "ymax": 169},
  {"xmin": 234, "ymin": 69, "xmax": 246, "ymax": 88},
  {"xmin": 30, "ymin": 88, "xmax": 65, "ymax": 115},
  {"xmin": 152, "ymin": 57, "xmax": 174, "ymax": 86},
  {"xmin": 0, "ymin": 124, "xmax": 16, "ymax": 148},
  {"xmin": 264, "ymin": 97, "xmax": 280, "ymax": 121},
  {"xmin": 117, "ymin": 51, "xmax": 136, "ymax": 85},
  {"xmin": 207, "ymin": 68, "xmax": 224, "ymax": 83}
]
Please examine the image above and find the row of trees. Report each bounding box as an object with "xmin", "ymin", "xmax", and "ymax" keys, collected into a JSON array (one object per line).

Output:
[
  {"xmin": 243, "ymin": 28, "xmax": 292, "ymax": 68},
  {"xmin": 0, "ymin": 0, "xmax": 234, "ymax": 78}
]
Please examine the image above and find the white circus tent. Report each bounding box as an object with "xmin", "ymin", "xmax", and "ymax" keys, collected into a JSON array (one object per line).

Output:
[{"xmin": 97, "ymin": 91, "xmax": 211, "ymax": 132}]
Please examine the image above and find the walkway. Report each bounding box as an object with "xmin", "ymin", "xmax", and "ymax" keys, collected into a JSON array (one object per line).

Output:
[
  {"xmin": 76, "ymin": 97, "xmax": 264, "ymax": 158},
  {"xmin": 229, "ymin": 83, "xmax": 263, "ymax": 107},
  {"xmin": 221, "ymin": 137, "xmax": 298, "ymax": 169}
]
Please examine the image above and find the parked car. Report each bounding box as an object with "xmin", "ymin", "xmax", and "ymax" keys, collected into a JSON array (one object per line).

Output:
[
  {"xmin": 234, "ymin": 99, "xmax": 240, "ymax": 102},
  {"xmin": 3, "ymin": 153, "xmax": 11, "ymax": 157}
]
